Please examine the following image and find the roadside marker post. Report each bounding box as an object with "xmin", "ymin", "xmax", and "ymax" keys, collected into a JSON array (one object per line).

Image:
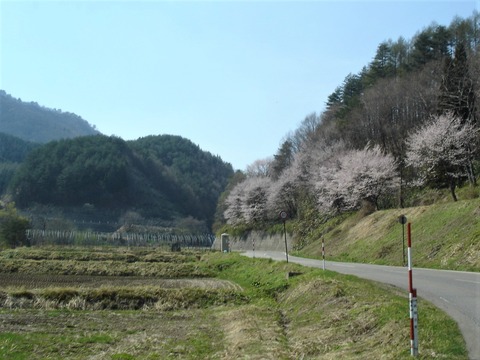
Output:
[
  {"xmin": 322, "ymin": 239, "xmax": 326, "ymax": 270},
  {"xmin": 279, "ymin": 211, "xmax": 289, "ymax": 263},
  {"xmin": 398, "ymin": 214, "xmax": 407, "ymax": 266},
  {"xmin": 407, "ymin": 222, "xmax": 419, "ymax": 357}
]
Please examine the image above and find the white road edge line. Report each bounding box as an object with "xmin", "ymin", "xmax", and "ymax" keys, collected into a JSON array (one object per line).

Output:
[
  {"xmin": 455, "ymin": 279, "xmax": 480, "ymax": 285},
  {"xmin": 332, "ymin": 264, "xmax": 355, "ymax": 268}
]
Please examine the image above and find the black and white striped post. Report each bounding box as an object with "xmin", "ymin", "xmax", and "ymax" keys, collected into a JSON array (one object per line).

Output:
[
  {"xmin": 322, "ymin": 238, "xmax": 326, "ymax": 270},
  {"xmin": 407, "ymin": 222, "xmax": 419, "ymax": 356}
]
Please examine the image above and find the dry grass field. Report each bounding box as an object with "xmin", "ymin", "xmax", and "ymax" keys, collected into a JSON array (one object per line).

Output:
[{"xmin": 0, "ymin": 247, "xmax": 468, "ymax": 359}]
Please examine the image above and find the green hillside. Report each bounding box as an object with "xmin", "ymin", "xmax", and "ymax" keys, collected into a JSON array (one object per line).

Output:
[
  {"xmin": 297, "ymin": 193, "xmax": 480, "ymax": 272},
  {"xmin": 8, "ymin": 134, "xmax": 234, "ymax": 230},
  {"xmin": 0, "ymin": 133, "xmax": 39, "ymax": 195}
]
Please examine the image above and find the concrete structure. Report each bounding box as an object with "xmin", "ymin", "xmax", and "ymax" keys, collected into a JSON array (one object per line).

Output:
[{"xmin": 212, "ymin": 231, "xmax": 294, "ymax": 252}]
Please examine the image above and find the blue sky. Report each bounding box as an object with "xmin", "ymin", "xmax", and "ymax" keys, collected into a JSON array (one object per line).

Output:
[{"xmin": 1, "ymin": 0, "xmax": 478, "ymax": 170}]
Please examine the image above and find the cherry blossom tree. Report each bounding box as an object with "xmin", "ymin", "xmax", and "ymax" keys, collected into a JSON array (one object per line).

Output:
[
  {"xmin": 223, "ymin": 176, "xmax": 272, "ymax": 226},
  {"xmin": 223, "ymin": 180, "xmax": 247, "ymax": 226},
  {"xmin": 310, "ymin": 141, "xmax": 349, "ymax": 212},
  {"xmin": 241, "ymin": 176, "xmax": 272, "ymax": 223},
  {"xmin": 267, "ymin": 150, "xmax": 312, "ymax": 218},
  {"xmin": 314, "ymin": 144, "xmax": 399, "ymax": 212},
  {"xmin": 224, "ymin": 142, "xmax": 399, "ymax": 225},
  {"xmin": 405, "ymin": 113, "xmax": 479, "ymax": 201}
]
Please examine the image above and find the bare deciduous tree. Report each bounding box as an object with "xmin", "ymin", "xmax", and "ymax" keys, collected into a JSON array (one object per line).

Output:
[
  {"xmin": 290, "ymin": 113, "xmax": 322, "ymax": 153},
  {"xmin": 245, "ymin": 157, "xmax": 273, "ymax": 178}
]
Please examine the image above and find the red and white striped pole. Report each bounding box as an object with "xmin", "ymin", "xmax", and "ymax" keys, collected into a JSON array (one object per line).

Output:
[
  {"xmin": 407, "ymin": 223, "xmax": 419, "ymax": 356},
  {"xmin": 322, "ymin": 239, "xmax": 326, "ymax": 270}
]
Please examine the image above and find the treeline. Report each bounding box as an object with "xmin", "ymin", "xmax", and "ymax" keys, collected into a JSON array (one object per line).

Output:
[
  {"xmin": 219, "ymin": 12, "xmax": 480, "ymax": 231},
  {"xmin": 5, "ymin": 134, "xmax": 233, "ymax": 230},
  {"xmin": 321, "ymin": 15, "xmax": 478, "ymax": 156}
]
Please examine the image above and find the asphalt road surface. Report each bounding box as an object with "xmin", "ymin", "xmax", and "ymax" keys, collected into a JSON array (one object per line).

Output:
[{"xmin": 243, "ymin": 250, "xmax": 480, "ymax": 360}]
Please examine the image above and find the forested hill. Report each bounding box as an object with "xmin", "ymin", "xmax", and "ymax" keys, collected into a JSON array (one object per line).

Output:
[
  {"xmin": 219, "ymin": 12, "xmax": 480, "ymax": 233},
  {"xmin": 9, "ymin": 134, "xmax": 234, "ymax": 230},
  {"xmin": 129, "ymin": 135, "xmax": 234, "ymax": 225},
  {"xmin": 0, "ymin": 90, "xmax": 99, "ymax": 143},
  {"xmin": 0, "ymin": 133, "xmax": 40, "ymax": 196}
]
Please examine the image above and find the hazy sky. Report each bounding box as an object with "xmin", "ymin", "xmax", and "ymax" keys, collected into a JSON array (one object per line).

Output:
[{"xmin": 1, "ymin": 1, "xmax": 478, "ymax": 170}]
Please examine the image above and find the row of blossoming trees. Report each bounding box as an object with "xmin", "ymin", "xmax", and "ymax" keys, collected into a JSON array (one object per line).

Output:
[{"xmin": 223, "ymin": 113, "xmax": 478, "ymax": 227}]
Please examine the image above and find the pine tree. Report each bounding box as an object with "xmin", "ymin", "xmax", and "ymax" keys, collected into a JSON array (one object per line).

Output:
[{"xmin": 270, "ymin": 140, "xmax": 294, "ymax": 180}]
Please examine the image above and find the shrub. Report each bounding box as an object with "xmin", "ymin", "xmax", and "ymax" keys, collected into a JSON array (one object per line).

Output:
[{"xmin": 0, "ymin": 203, "xmax": 30, "ymax": 248}]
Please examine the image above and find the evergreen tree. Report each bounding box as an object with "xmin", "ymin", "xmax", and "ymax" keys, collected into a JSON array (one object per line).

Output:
[
  {"xmin": 326, "ymin": 86, "xmax": 343, "ymax": 109},
  {"xmin": 270, "ymin": 140, "xmax": 294, "ymax": 180},
  {"xmin": 410, "ymin": 25, "xmax": 451, "ymax": 68},
  {"xmin": 370, "ymin": 42, "xmax": 396, "ymax": 79}
]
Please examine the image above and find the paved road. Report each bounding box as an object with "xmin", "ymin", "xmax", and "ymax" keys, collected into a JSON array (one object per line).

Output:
[{"xmin": 243, "ymin": 250, "xmax": 480, "ymax": 360}]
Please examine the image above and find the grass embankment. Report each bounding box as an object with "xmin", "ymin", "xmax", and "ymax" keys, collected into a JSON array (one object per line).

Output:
[
  {"xmin": 297, "ymin": 197, "xmax": 480, "ymax": 271},
  {"xmin": 0, "ymin": 247, "xmax": 467, "ymax": 359},
  {"xmin": 209, "ymin": 253, "xmax": 466, "ymax": 359}
]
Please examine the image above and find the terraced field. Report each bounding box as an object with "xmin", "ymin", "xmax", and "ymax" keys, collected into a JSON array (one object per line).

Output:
[
  {"xmin": 0, "ymin": 247, "xmax": 468, "ymax": 359},
  {"xmin": 0, "ymin": 273, "xmax": 241, "ymax": 290}
]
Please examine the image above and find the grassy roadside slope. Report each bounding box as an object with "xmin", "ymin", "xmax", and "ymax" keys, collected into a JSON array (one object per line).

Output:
[
  {"xmin": 209, "ymin": 253, "xmax": 467, "ymax": 359},
  {"xmin": 296, "ymin": 197, "xmax": 480, "ymax": 271}
]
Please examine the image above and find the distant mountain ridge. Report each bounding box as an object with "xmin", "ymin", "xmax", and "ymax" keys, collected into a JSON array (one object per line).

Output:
[{"xmin": 0, "ymin": 90, "xmax": 99, "ymax": 143}]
